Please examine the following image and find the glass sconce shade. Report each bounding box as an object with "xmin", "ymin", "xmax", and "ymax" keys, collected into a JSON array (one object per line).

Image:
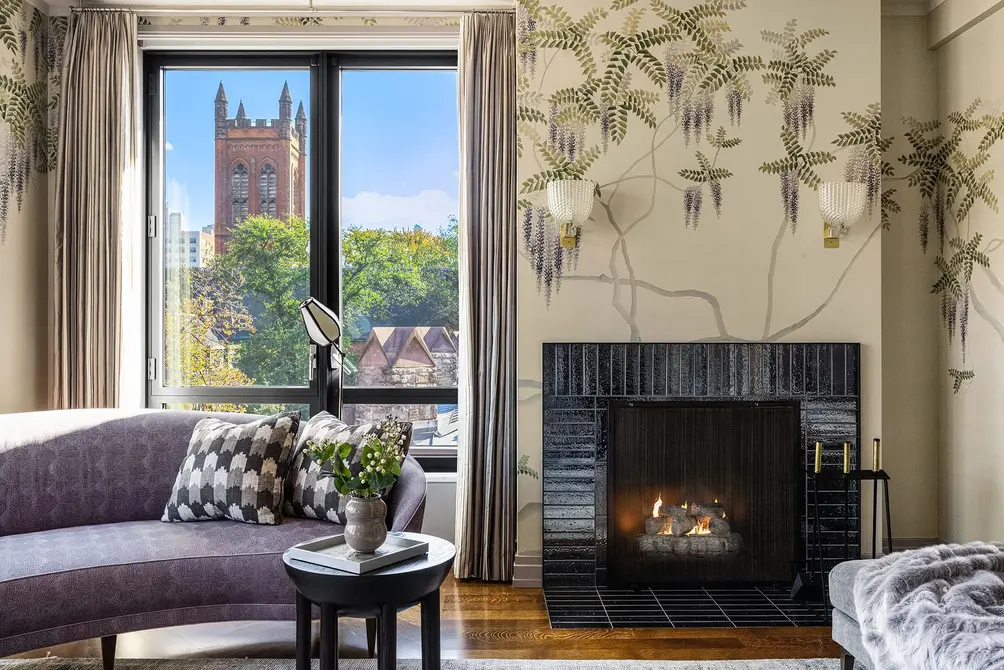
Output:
[
  {"xmin": 547, "ymin": 179, "xmax": 595, "ymax": 224},
  {"xmin": 818, "ymin": 181, "xmax": 868, "ymax": 234}
]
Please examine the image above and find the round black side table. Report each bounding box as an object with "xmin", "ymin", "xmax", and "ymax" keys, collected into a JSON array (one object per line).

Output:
[{"xmin": 283, "ymin": 532, "xmax": 456, "ymax": 670}]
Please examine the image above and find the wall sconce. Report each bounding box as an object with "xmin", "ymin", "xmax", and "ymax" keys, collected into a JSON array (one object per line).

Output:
[
  {"xmin": 548, "ymin": 179, "xmax": 595, "ymax": 249},
  {"xmin": 818, "ymin": 182, "xmax": 868, "ymax": 249}
]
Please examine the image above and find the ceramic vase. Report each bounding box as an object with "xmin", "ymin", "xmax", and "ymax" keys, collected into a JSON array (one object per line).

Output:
[{"xmin": 344, "ymin": 495, "xmax": 387, "ymax": 553}]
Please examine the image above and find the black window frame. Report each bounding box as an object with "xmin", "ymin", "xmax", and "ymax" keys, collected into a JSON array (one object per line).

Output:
[{"xmin": 144, "ymin": 51, "xmax": 460, "ymax": 458}]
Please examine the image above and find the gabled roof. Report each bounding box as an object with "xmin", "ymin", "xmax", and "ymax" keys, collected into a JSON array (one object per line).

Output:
[
  {"xmin": 416, "ymin": 326, "xmax": 457, "ymax": 354},
  {"xmin": 359, "ymin": 327, "xmax": 435, "ymax": 369}
]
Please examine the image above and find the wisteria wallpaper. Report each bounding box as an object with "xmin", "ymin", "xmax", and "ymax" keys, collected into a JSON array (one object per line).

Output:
[
  {"xmin": 514, "ymin": 0, "xmax": 883, "ymax": 565},
  {"xmin": 0, "ymin": 0, "xmax": 64, "ymax": 244}
]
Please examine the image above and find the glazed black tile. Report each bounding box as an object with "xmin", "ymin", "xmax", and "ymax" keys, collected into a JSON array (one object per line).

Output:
[
  {"xmin": 693, "ymin": 343, "xmax": 709, "ymax": 396},
  {"xmin": 670, "ymin": 619, "xmax": 735, "ymax": 628},
  {"xmin": 832, "ymin": 344, "xmax": 846, "ymax": 396},
  {"xmin": 750, "ymin": 344, "xmax": 763, "ymax": 396},
  {"xmin": 626, "ymin": 345, "xmax": 641, "ymax": 396},
  {"xmin": 583, "ymin": 344, "xmax": 598, "ymax": 395},
  {"xmin": 791, "ymin": 344, "xmax": 804, "ymax": 395},
  {"xmin": 653, "ymin": 344, "xmax": 667, "ymax": 395},
  {"xmin": 777, "ymin": 344, "xmax": 790, "ymax": 396},
  {"xmin": 680, "ymin": 345, "xmax": 694, "ymax": 396},
  {"xmin": 569, "ymin": 343, "xmax": 584, "ymax": 396},
  {"xmin": 543, "ymin": 491, "xmax": 595, "ymax": 506},
  {"xmin": 845, "ymin": 344, "xmax": 858, "ymax": 396},
  {"xmin": 805, "ymin": 344, "xmax": 818, "ymax": 395},
  {"xmin": 597, "ymin": 345, "xmax": 611, "ymax": 396},
  {"xmin": 611, "ymin": 344, "xmax": 626, "ymax": 396},
  {"xmin": 640, "ymin": 344, "xmax": 655, "ymax": 395},
  {"xmin": 554, "ymin": 344, "xmax": 569, "ymax": 396},
  {"xmin": 549, "ymin": 620, "xmax": 611, "ymax": 629},
  {"xmin": 668, "ymin": 344, "xmax": 681, "ymax": 395}
]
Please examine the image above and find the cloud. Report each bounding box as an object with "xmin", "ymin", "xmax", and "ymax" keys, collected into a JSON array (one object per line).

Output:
[
  {"xmin": 166, "ymin": 178, "xmax": 189, "ymax": 218},
  {"xmin": 165, "ymin": 141, "xmax": 174, "ymax": 151},
  {"xmin": 341, "ymin": 189, "xmax": 458, "ymax": 231}
]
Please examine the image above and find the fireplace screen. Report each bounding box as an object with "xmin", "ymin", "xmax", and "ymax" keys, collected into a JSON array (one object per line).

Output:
[{"xmin": 607, "ymin": 401, "xmax": 800, "ymax": 586}]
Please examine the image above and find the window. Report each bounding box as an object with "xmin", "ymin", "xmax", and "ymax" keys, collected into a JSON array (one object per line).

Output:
[
  {"xmin": 231, "ymin": 163, "xmax": 249, "ymax": 226},
  {"xmin": 259, "ymin": 163, "xmax": 277, "ymax": 218},
  {"xmin": 146, "ymin": 54, "xmax": 459, "ymax": 452}
]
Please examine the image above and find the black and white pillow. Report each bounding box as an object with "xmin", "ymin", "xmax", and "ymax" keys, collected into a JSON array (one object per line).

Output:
[
  {"xmin": 283, "ymin": 412, "xmax": 412, "ymax": 524},
  {"xmin": 162, "ymin": 411, "xmax": 301, "ymax": 525}
]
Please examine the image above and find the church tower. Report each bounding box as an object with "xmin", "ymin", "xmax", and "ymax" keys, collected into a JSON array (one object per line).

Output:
[{"xmin": 213, "ymin": 80, "xmax": 307, "ymax": 254}]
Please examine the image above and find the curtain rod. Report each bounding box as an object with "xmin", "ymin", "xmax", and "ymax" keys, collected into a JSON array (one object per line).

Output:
[{"xmin": 71, "ymin": 6, "xmax": 514, "ymax": 14}]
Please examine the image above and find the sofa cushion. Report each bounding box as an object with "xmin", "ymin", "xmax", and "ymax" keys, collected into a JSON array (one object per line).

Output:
[
  {"xmin": 162, "ymin": 411, "xmax": 300, "ymax": 525},
  {"xmin": 283, "ymin": 412, "xmax": 412, "ymax": 524},
  {"xmin": 0, "ymin": 518, "xmax": 337, "ymax": 645},
  {"xmin": 829, "ymin": 558, "xmax": 870, "ymax": 619}
]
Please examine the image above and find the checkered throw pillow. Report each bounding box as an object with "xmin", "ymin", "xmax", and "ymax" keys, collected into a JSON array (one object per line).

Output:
[
  {"xmin": 162, "ymin": 411, "xmax": 301, "ymax": 525},
  {"xmin": 283, "ymin": 412, "xmax": 412, "ymax": 524}
]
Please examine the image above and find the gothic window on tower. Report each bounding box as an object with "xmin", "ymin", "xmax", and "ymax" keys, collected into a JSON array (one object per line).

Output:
[
  {"xmin": 231, "ymin": 163, "xmax": 249, "ymax": 225},
  {"xmin": 260, "ymin": 164, "xmax": 277, "ymax": 218}
]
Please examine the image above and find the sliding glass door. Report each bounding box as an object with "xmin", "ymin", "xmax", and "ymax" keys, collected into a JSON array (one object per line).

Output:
[{"xmin": 146, "ymin": 53, "xmax": 459, "ymax": 455}]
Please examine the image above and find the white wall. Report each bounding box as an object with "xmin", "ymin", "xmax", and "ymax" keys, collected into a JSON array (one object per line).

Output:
[{"xmin": 881, "ymin": 16, "xmax": 941, "ymax": 543}]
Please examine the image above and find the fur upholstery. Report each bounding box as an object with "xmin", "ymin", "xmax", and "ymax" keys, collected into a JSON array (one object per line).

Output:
[{"xmin": 853, "ymin": 542, "xmax": 1004, "ymax": 670}]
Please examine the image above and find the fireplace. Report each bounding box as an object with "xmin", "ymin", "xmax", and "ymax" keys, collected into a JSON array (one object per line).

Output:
[
  {"xmin": 541, "ymin": 342, "xmax": 860, "ymax": 628},
  {"xmin": 607, "ymin": 401, "xmax": 800, "ymax": 586}
]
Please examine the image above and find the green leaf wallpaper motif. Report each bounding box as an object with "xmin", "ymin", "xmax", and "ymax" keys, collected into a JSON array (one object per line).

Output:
[
  {"xmin": 0, "ymin": 0, "xmax": 64, "ymax": 244},
  {"xmin": 883, "ymin": 100, "xmax": 1004, "ymax": 388},
  {"xmin": 517, "ymin": 0, "xmax": 879, "ymax": 303}
]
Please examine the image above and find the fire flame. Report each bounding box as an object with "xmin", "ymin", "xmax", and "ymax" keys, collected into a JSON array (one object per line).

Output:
[
  {"xmin": 652, "ymin": 494, "xmax": 663, "ymax": 518},
  {"xmin": 686, "ymin": 516, "xmax": 713, "ymax": 536}
]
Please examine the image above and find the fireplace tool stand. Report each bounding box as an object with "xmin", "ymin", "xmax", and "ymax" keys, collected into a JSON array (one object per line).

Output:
[
  {"xmin": 844, "ymin": 469, "xmax": 893, "ymax": 558},
  {"xmin": 791, "ymin": 466, "xmax": 829, "ymax": 603},
  {"xmin": 793, "ymin": 440, "xmax": 893, "ymax": 604}
]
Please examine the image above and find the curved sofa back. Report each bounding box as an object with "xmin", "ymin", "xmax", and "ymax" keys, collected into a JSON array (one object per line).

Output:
[{"xmin": 0, "ymin": 409, "xmax": 263, "ymax": 536}]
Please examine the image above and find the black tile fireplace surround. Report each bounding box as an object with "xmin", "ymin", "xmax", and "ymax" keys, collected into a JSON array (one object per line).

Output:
[{"xmin": 541, "ymin": 342, "xmax": 861, "ymax": 629}]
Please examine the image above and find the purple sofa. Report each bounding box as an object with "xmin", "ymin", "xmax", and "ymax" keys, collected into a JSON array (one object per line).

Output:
[{"xmin": 0, "ymin": 409, "xmax": 427, "ymax": 666}]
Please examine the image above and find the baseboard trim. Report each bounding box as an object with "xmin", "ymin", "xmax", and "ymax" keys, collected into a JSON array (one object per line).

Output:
[{"xmin": 512, "ymin": 553, "xmax": 542, "ymax": 588}]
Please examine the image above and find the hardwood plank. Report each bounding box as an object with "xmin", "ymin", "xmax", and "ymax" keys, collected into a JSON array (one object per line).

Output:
[{"xmin": 9, "ymin": 576, "xmax": 840, "ymax": 662}]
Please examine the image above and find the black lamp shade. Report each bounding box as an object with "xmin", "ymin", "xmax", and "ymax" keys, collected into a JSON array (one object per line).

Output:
[{"xmin": 299, "ymin": 297, "xmax": 342, "ymax": 347}]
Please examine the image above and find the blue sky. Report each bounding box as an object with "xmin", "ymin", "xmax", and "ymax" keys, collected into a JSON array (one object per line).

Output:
[{"xmin": 164, "ymin": 68, "xmax": 458, "ymax": 233}]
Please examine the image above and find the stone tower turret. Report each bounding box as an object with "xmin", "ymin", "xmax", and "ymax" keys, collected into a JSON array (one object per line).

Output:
[
  {"xmin": 295, "ymin": 100, "xmax": 307, "ymax": 141},
  {"xmin": 278, "ymin": 81, "xmax": 293, "ymax": 139},
  {"xmin": 214, "ymin": 81, "xmax": 228, "ymax": 139}
]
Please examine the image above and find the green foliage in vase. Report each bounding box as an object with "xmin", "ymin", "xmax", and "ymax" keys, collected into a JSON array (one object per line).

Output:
[{"xmin": 306, "ymin": 417, "xmax": 409, "ymax": 499}]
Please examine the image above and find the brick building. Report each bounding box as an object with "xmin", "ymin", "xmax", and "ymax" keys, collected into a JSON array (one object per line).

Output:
[{"xmin": 213, "ymin": 81, "xmax": 306, "ymax": 254}]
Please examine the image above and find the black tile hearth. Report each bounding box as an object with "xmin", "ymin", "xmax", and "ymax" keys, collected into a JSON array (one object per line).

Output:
[{"xmin": 544, "ymin": 584, "xmax": 831, "ymax": 629}]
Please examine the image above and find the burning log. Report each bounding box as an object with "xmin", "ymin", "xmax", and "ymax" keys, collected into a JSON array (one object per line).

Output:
[
  {"xmin": 689, "ymin": 502, "xmax": 725, "ymax": 519},
  {"xmin": 709, "ymin": 516, "xmax": 730, "ymax": 537},
  {"xmin": 637, "ymin": 532, "xmax": 743, "ymax": 557}
]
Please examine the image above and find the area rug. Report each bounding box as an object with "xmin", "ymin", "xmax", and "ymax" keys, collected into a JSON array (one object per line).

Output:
[{"xmin": 0, "ymin": 659, "xmax": 841, "ymax": 669}]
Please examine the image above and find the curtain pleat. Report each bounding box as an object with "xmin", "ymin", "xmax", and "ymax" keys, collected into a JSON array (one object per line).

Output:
[
  {"xmin": 455, "ymin": 11, "xmax": 517, "ymax": 582},
  {"xmin": 53, "ymin": 12, "xmax": 139, "ymax": 409}
]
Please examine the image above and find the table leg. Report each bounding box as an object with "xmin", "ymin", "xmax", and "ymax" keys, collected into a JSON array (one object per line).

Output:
[
  {"xmin": 295, "ymin": 593, "xmax": 311, "ymax": 670},
  {"xmin": 421, "ymin": 588, "xmax": 441, "ymax": 670},
  {"xmin": 320, "ymin": 604, "xmax": 338, "ymax": 670},
  {"xmin": 377, "ymin": 604, "xmax": 397, "ymax": 670}
]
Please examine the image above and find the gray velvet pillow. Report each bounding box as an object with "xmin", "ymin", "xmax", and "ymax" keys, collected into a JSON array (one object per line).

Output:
[
  {"xmin": 283, "ymin": 412, "xmax": 412, "ymax": 524},
  {"xmin": 162, "ymin": 411, "xmax": 301, "ymax": 525}
]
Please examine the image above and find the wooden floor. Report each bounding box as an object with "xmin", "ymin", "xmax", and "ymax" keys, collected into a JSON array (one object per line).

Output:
[{"xmin": 12, "ymin": 576, "xmax": 839, "ymax": 662}]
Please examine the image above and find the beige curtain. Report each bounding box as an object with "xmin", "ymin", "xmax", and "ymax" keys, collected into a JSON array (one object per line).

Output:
[
  {"xmin": 53, "ymin": 11, "xmax": 139, "ymax": 409},
  {"xmin": 455, "ymin": 11, "xmax": 518, "ymax": 582}
]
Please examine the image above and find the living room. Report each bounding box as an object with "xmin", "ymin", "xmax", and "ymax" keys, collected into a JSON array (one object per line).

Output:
[{"xmin": 1, "ymin": 0, "xmax": 1002, "ymax": 669}]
